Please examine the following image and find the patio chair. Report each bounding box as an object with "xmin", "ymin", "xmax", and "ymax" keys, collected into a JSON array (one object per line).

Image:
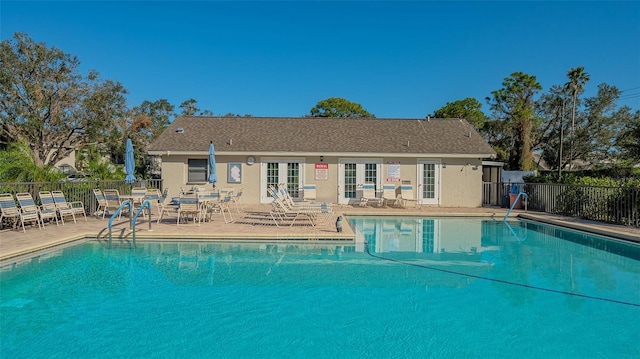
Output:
[
  {"xmin": 268, "ymin": 187, "xmax": 331, "ymax": 227},
  {"xmin": 131, "ymin": 187, "xmax": 147, "ymax": 207},
  {"xmin": 40, "ymin": 191, "xmax": 75, "ymax": 225},
  {"xmin": 0, "ymin": 193, "xmax": 21, "ymax": 231},
  {"xmin": 93, "ymin": 189, "xmax": 108, "ymax": 218},
  {"xmin": 147, "ymin": 188, "xmax": 176, "ymax": 224},
  {"xmin": 103, "ymin": 189, "xmax": 127, "ymax": 219},
  {"xmin": 399, "ymin": 183, "xmax": 418, "ymax": 208},
  {"xmin": 382, "ymin": 184, "xmax": 401, "ymax": 207},
  {"xmin": 204, "ymin": 193, "xmax": 233, "ymax": 224},
  {"xmin": 361, "ymin": 183, "xmax": 383, "ymax": 207},
  {"xmin": 52, "ymin": 190, "xmax": 86, "ymax": 222},
  {"xmin": 230, "ymin": 188, "xmax": 244, "ymax": 213},
  {"xmin": 302, "ymin": 184, "xmax": 317, "ymax": 202},
  {"xmin": 268, "ymin": 191, "xmax": 316, "ymax": 227},
  {"xmin": 15, "ymin": 192, "xmax": 44, "ymax": 231},
  {"xmin": 177, "ymin": 192, "xmax": 202, "ymax": 226},
  {"xmin": 275, "ymin": 184, "xmax": 325, "ymax": 210}
]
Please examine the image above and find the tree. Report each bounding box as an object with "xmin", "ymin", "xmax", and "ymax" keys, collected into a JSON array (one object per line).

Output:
[
  {"xmin": 309, "ymin": 97, "xmax": 374, "ymax": 118},
  {"xmin": 575, "ymin": 83, "xmax": 628, "ymax": 164},
  {"xmin": 617, "ymin": 110, "xmax": 640, "ymax": 164},
  {"xmin": 179, "ymin": 98, "xmax": 200, "ymax": 116},
  {"xmin": 565, "ymin": 66, "xmax": 590, "ymax": 169},
  {"xmin": 534, "ymin": 85, "xmax": 569, "ymax": 172},
  {"xmin": 0, "ymin": 32, "xmax": 128, "ymax": 168},
  {"xmin": 131, "ymin": 99, "xmax": 174, "ymax": 143},
  {"xmin": 179, "ymin": 98, "xmax": 214, "ymax": 116},
  {"xmin": 431, "ymin": 97, "xmax": 487, "ymax": 130},
  {"xmin": 0, "ymin": 140, "xmax": 65, "ymax": 182},
  {"xmin": 487, "ymin": 72, "xmax": 542, "ymax": 170}
]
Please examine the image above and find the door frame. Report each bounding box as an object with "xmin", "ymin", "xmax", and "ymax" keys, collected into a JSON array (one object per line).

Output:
[
  {"xmin": 416, "ymin": 159, "xmax": 441, "ymax": 205},
  {"xmin": 260, "ymin": 157, "xmax": 305, "ymax": 203},
  {"xmin": 337, "ymin": 158, "xmax": 382, "ymax": 205}
]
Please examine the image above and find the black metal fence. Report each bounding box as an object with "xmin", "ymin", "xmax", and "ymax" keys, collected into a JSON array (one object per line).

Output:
[
  {"xmin": 483, "ymin": 182, "xmax": 640, "ymax": 228},
  {"xmin": 0, "ymin": 179, "xmax": 163, "ymax": 217}
]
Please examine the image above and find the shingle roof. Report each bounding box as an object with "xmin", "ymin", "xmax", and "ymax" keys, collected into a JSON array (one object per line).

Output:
[{"xmin": 147, "ymin": 116, "xmax": 496, "ymax": 157}]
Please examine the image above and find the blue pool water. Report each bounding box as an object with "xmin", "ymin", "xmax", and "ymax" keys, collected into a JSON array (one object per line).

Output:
[{"xmin": 1, "ymin": 217, "xmax": 639, "ymax": 358}]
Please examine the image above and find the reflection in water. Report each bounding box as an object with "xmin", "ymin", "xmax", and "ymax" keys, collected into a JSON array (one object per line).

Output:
[{"xmin": 350, "ymin": 217, "xmax": 488, "ymax": 254}]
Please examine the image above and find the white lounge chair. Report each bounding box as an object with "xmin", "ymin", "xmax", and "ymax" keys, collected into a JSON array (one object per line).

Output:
[
  {"xmin": 0, "ymin": 193, "xmax": 21, "ymax": 231},
  {"xmin": 400, "ymin": 184, "xmax": 418, "ymax": 208},
  {"xmin": 361, "ymin": 183, "xmax": 383, "ymax": 207},
  {"xmin": 302, "ymin": 184, "xmax": 317, "ymax": 202},
  {"xmin": 382, "ymin": 184, "xmax": 401, "ymax": 207},
  {"xmin": 40, "ymin": 191, "xmax": 74, "ymax": 225},
  {"xmin": 52, "ymin": 190, "xmax": 86, "ymax": 222},
  {"xmin": 15, "ymin": 192, "xmax": 44, "ymax": 231}
]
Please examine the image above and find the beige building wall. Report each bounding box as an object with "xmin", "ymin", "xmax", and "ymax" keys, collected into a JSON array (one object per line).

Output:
[
  {"xmin": 440, "ymin": 158, "xmax": 484, "ymax": 207},
  {"xmin": 160, "ymin": 155, "xmax": 485, "ymax": 207}
]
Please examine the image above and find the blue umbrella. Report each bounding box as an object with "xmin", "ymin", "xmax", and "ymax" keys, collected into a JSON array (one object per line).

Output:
[
  {"xmin": 208, "ymin": 141, "xmax": 217, "ymax": 185},
  {"xmin": 125, "ymin": 138, "xmax": 136, "ymax": 184}
]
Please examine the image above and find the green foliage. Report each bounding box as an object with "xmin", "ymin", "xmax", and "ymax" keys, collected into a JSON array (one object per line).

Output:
[
  {"xmin": 309, "ymin": 97, "xmax": 374, "ymax": 118},
  {"xmin": 525, "ymin": 170, "xmax": 640, "ymax": 187},
  {"xmin": 487, "ymin": 72, "xmax": 542, "ymax": 171},
  {"xmin": 431, "ymin": 97, "xmax": 487, "ymax": 130},
  {"xmin": 0, "ymin": 141, "xmax": 65, "ymax": 182},
  {"xmin": 0, "ymin": 32, "xmax": 128, "ymax": 168},
  {"xmin": 616, "ymin": 110, "xmax": 640, "ymax": 163}
]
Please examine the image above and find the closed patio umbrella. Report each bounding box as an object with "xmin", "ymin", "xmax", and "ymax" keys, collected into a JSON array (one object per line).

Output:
[
  {"xmin": 208, "ymin": 141, "xmax": 217, "ymax": 187},
  {"xmin": 125, "ymin": 138, "xmax": 136, "ymax": 184}
]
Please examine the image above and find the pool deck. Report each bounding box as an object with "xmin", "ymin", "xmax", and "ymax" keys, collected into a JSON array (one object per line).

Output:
[{"xmin": 1, "ymin": 204, "xmax": 639, "ymax": 264}]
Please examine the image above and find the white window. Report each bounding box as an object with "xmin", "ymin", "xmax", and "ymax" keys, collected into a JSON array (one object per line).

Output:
[{"xmin": 187, "ymin": 159, "xmax": 207, "ymax": 183}]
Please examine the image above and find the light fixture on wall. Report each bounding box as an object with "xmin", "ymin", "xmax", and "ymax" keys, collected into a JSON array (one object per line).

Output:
[
  {"xmin": 442, "ymin": 163, "xmax": 446, "ymax": 168},
  {"xmin": 320, "ymin": 156, "xmax": 324, "ymax": 162}
]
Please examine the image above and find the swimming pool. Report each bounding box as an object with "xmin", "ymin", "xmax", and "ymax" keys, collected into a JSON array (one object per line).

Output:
[{"xmin": 1, "ymin": 217, "xmax": 638, "ymax": 358}]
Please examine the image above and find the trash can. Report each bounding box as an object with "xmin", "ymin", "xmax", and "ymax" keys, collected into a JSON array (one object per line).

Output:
[{"xmin": 509, "ymin": 193, "xmax": 522, "ymax": 209}]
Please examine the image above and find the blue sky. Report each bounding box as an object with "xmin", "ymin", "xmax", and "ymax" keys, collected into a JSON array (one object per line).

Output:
[{"xmin": 2, "ymin": 1, "xmax": 639, "ymax": 118}]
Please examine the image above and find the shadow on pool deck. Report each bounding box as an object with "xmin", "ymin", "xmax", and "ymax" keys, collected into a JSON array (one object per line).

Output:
[{"xmin": 1, "ymin": 204, "xmax": 638, "ymax": 263}]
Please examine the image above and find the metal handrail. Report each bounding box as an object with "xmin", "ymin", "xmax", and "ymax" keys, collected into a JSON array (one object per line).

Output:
[
  {"xmin": 108, "ymin": 200, "xmax": 132, "ymax": 242},
  {"xmin": 131, "ymin": 200, "xmax": 153, "ymax": 242}
]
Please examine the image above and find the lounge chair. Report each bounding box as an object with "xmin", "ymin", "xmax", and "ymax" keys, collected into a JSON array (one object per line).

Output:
[
  {"xmin": 103, "ymin": 189, "xmax": 126, "ymax": 219},
  {"xmin": 382, "ymin": 184, "xmax": 401, "ymax": 207},
  {"xmin": 268, "ymin": 186, "xmax": 333, "ymax": 227},
  {"xmin": 399, "ymin": 183, "xmax": 418, "ymax": 208},
  {"xmin": 302, "ymin": 184, "xmax": 317, "ymax": 202},
  {"xmin": 275, "ymin": 184, "xmax": 326, "ymax": 209},
  {"xmin": 230, "ymin": 188, "xmax": 244, "ymax": 213},
  {"xmin": 15, "ymin": 192, "xmax": 44, "ymax": 231},
  {"xmin": 0, "ymin": 193, "xmax": 21, "ymax": 231},
  {"xmin": 361, "ymin": 183, "xmax": 383, "ymax": 207},
  {"xmin": 40, "ymin": 191, "xmax": 74, "ymax": 225},
  {"xmin": 52, "ymin": 190, "xmax": 86, "ymax": 222},
  {"xmin": 93, "ymin": 189, "xmax": 108, "ymax": 218},
  {"xmin": 268, "ymin": 190, "xmax": 317, "ymax": 227}
]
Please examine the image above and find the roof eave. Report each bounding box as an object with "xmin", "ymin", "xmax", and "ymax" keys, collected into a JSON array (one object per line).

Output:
[{"xmin": 148, "ymin": 150, "xmax": 495, "ymax": 159}]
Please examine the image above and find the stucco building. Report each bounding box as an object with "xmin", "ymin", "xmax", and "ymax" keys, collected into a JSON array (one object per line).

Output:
[{"xmin": 147, "ymin": 116, "xmax": 496, "ymax": 206}]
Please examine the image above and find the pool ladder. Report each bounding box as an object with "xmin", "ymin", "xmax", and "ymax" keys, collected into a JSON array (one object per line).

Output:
[
  {"xmin": 107, "ymin": 200, "xmax": 153, "ymax": 244},
  {"xmin": 503, "ymin": 192, "xmax": 528, "ymax": 221}
]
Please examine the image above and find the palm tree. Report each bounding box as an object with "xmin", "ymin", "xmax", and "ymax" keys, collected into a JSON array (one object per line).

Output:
[{"xmin": 564, "ymin": 66, "xmax": 590, "ymax": 170}]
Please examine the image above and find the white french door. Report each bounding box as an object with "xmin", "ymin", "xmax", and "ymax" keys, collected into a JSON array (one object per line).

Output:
[
  {"xmin": 260, "ymin": 159, "xmax": 303, "ymax": 203},
  {"xmin": 338, "ymin": 159, "xmax": 382, "ymax": 204},
  {"xmin": 417, "ymin": 160, "xmax": 440, "ymax": 205}
]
